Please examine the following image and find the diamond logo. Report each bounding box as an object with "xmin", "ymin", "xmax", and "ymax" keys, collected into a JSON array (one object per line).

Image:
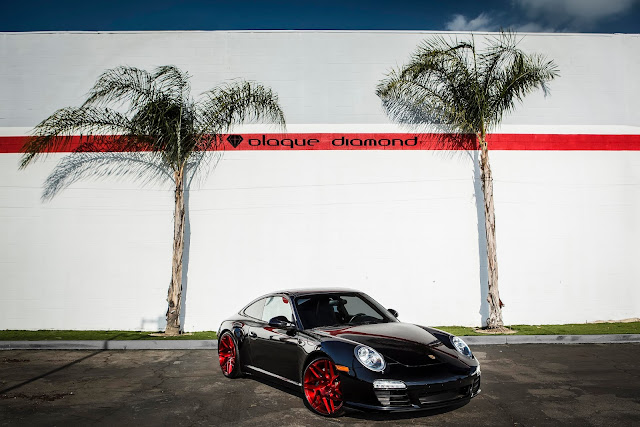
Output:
[{"xmin": 227, "ymin": 134, "xmax": 243, "ymax": 148}]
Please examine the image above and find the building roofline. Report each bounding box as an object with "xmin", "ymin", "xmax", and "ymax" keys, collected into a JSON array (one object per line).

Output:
[{"xmin": 1, "ymin": 30, "xmax": 637, "ymax": 37}]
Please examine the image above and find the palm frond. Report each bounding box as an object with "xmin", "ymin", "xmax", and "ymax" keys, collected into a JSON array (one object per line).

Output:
[
  {"xmin": 476, "ymin": 32, "xmax": 560, "ymax": 130},
  {"xmin": 377, "ymin": 70, "xmax": 463, "ymax": 130},
  {"xmin": 20, "ymin": 107, "xmax": 133, "ymax": 168},
  {"xmin": 42, "ymin": 152, "xmax": 173, "ymax": 201},
  {"xmin": 23, "ymin": 66, "xmax": 286, "ymax": 183},
  {"xmin": 197, "ymin": 80, "xmax": 286, "ymax": 136},
  {"xmin": 377, "ymin": 38, "xmax": 480, "ymax": 135},
  {"xmin": 153, "ymin": 65, "xmax": 191, "ymax": 102},
  {"xmin": 83, "ymin": 65, "xmax": 190, "ymax": 117},
  {"xmin": 127, "ymin": 97, "xmax": 196, "ymax": 166},
  {"xmin": 377, "ymin": 32, "xmax": 559, "ymax": 137},
  {"xmin": 83, "ymin": 66, "xmax": 156, "ymax": 110},
  {"xmin": 477, "ymin": 31, "xmax": 520, "ymax": 96},
  {"xmin": 486, "ymin": 51, "xmax": 559, "ymax": 129}
]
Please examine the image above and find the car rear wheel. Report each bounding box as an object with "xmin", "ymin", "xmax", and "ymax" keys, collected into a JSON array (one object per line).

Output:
[
  {"xmin": 218, "ymin": 331, "xmax": 240, "ymax": 378},
  {"xmin": 302, "ymin": 357, "xmax": 345, "ymax": 417}
]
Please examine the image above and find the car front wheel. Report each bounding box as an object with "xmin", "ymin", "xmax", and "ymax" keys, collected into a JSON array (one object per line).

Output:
[{"xmin": 302, "ymin": 357, "xmax": 345, "ymax": 417}]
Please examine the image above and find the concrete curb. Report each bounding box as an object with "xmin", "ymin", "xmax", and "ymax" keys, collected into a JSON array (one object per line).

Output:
[
  {"xmin": 0, "ymin": 340, "xmax": 218, "ymax": 350},
  {"xmin": 1, "ymin": 334, "xmax": 639, "ymax": 350},
  {"xmin": 462, "ymin": 334, "xmax": 640, "ymax": 345}
]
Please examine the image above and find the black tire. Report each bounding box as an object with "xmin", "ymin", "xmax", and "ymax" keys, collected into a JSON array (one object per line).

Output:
[
  {"xmin": 301, "ymin": 356, "xmax": 345, "ymax": 417},
  {"xmin": 218, "ymin": 331, "xmax": 241, "ymax": 378}
]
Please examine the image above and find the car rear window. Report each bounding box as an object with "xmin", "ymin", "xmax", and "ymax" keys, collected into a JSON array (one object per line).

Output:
[{"xmin": 243, "ymin": 298, "xmax": 266, "ymax": 320}]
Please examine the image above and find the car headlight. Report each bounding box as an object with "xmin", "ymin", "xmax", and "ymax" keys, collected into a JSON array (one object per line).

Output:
[
  {"xmin": 354, "ymin": 345, "xmax": 386, "ymax": 372},
  {"xmin": 451, "ymin": 336, "xmax": 473, "ymax": 358}
]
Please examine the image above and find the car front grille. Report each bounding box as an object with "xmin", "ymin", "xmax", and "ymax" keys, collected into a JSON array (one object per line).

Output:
[
  {"xmin": 418, "ymin": 387, "xmax": 468, "ymax": 405},
  {"xmin": 375, "ymin": 379, "xmax": 479, "ymax": 408},
  {"xmin": 374, "ymin": 389, "xmax": 412, "ymax": 407},
  {"xmin": 374, "ymin": 375, "xmax": 480, "ymax": 409}
]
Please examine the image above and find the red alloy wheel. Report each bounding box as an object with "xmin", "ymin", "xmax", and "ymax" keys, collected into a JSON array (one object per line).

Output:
[
  {"xmin": 218, "ymin": 333, "xmax": 237, "ymax": 377},
  {"xmin": 303, "ymin": 358, "xmax": 344, "ymax": 416}
]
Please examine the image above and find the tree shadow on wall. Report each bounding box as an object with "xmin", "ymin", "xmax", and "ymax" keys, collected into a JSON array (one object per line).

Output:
[
  {"xmin": 380, "ymin": 99, "xmax": 489, "ymax": 326},
  {"xmin": 42, "ymin": 150, "xmax": 222, "ymax": 331}
]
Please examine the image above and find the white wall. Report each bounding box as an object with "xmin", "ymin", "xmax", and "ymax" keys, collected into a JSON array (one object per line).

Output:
[{"xmin": 1, "ymin": 31, "xmax": 639, "ymax": 330}]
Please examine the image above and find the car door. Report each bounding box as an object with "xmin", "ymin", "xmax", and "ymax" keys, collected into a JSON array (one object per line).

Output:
[
  {"xmin": 239, "ymin": 297, "xmax": 268, "ymax": 366},
  {"xmin": 249, "ymin": 295, "xmax": 303, "ymax": 383}
]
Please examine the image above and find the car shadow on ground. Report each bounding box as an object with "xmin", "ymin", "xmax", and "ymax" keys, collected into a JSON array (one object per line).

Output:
[
  {"xmin": 246, "ymin": 373, "xmax": 469, "ymax": 422},
  {"xmin": 344, "ymin": 400, "xmax": 470, "ymax": 421}
]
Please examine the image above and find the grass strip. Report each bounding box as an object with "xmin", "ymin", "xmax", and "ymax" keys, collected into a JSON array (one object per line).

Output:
[
  {"xmin": 436, "ymin": 322, "xmax": 640, "ymax": 336},
  {"xmin": 0, "ymin": 330, "xmax": 218, "ymax": 341}
]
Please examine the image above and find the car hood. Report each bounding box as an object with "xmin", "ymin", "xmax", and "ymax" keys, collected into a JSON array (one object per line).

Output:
[{"xmin": 312, "ymin": 322, "xmax": 458, "ymax": 366}]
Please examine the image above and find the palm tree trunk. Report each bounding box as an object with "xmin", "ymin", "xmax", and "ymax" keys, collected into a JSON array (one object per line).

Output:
[
  {"xmin": 479, "ymin": 135, "xmax": 504, "ymax": 329},
  {"xmin": 165, "ymin": 163, "xmax": 185, "ymax": 335}
]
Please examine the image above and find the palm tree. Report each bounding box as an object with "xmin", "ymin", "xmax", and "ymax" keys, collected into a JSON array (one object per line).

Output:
[
  {"xmin": 21, "ymin": 65, "xmax": 286, "ymax": 335},
  {"xmin": 377, "ymin": 32, "xmax": 559, "ymax": 329}
]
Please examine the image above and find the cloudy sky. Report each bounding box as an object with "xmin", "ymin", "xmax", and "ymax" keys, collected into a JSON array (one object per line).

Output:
[{"xmin": 2, "ymin": 0, "xmax": 639, "ymax": 33}]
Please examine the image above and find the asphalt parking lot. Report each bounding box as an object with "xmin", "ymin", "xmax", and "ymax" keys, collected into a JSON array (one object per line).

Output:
[{"xmin": 1, "ymin": 344, "xmax": 639, "ymax": 426}]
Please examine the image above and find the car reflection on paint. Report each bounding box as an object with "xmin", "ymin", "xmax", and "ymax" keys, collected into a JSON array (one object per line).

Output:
[{"xmin": 217, "ymin": 288, "xmax": 480, "ymax": 417}]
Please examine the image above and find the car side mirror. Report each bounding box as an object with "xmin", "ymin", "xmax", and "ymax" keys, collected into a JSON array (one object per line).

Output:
[
  {"xmin": 388, "ymin": 308, "xmax": 399, "ymax": 318},
  {"xmin": 268, "ymin": 316, "xmax": 296, "ymax": 330}
]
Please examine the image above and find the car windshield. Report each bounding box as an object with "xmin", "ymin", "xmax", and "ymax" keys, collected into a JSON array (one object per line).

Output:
[{"xmin": 294, "ymin": 293, "xmax": 391, "ymax": 329}]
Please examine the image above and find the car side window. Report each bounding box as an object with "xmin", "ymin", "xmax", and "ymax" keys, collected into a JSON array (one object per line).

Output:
[
  {"xmin": 243, "ymin": 298, "xmax": 266, "ymax": 320},
  {"xmin": 261, "ymin": 296, "xmax": 293, "ymax": 323}
]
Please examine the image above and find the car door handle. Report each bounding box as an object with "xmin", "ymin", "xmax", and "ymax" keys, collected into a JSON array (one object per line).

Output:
[{"xmin": 249, "ymin": 332, "xmax": 257, "ymax": 338}]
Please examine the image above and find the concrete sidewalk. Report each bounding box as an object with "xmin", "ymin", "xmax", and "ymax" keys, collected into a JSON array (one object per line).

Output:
[{"xmin": 2, "ymin": 334, "xmax": 639, "ymax": 350}]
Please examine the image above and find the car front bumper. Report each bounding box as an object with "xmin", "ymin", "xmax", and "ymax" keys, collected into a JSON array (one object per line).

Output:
[{"xmin": 341, "ymin": 365, "xmax": 481, "ymax": 412}]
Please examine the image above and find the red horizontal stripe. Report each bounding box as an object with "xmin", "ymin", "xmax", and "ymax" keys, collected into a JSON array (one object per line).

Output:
[
  {"xmin": 2, "ymin": 133, "xmax": 639, "ymax": 153},
  {"xmin": 487, "ymin": 134, "xmax": 640, "ymax": 150},
  {"xmin": 1, "ymin": 136, "xmax": 32, "ymax": 153}
]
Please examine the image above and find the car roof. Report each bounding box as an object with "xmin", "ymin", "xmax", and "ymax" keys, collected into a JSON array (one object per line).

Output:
[
  {"xmin": 272, "ymin": 287, "xmax": 361, "ymax": 297},
  {"xmin": 240, "ymin": 288, "xmax": 364, "ymax": 312}
]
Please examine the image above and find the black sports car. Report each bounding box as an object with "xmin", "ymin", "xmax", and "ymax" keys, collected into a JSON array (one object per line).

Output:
[{"xmin": 217, "ymin": 289, "xmax": 480, "ymax": 416}]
